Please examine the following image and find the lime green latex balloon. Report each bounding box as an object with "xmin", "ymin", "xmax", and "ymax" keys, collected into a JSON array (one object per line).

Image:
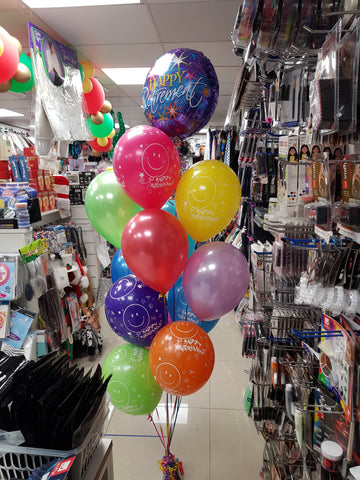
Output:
[
  {"xmin": 102, "ymin": 344, "xmax": 163, "ymax": 416},
  {"xmin": 85, "ymin": 170, "xmax": 141, "ymax": 248},
  {"xmin": 87, "ymin": 112, "xmax": 113, "ymax": 138},
  {"xmin": 10, "ymin": 53, "xmax": 34, "ymax": 93},
  {"xmin": 78, "ymin": 62, "xmax": 85, "ymax": 82}
]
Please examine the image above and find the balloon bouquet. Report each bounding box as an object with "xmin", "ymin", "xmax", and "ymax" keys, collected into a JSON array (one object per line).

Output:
[{"xmin": 85, "ymin": 48, "xmax": 249, "ymax": 479}]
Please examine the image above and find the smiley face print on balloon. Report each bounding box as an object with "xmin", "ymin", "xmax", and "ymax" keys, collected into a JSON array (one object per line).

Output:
[
  {"xmin": 105, "ymin": 275, "xmax": 167, "ymax": 347},
  {"xmin": 175, "ymin": 159, "xmax": 241, "ymax": 241},
  {"xmin": 113, "ymin": 125, "xmax": 180, "ymax": 209},
  {"xmin": 149, "ymin": 321, "xmax": 215, "ymax": 396}
]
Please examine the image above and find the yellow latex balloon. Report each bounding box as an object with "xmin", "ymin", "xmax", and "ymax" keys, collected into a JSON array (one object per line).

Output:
[
  {"xmin": 108, "ymin": 128, "xmax": 115, "ymax": 139},
  {"xmin": 81, "ymin": 61, "xmax": 95, "ymax": 79},
  {"xmin": 97, "ymin": 137, "xmax": 108, "ymax": 147},
  {"xmin": 82, "ymin": 78, "xmax": 92, "ymax": 93},
  {"xmin": 0, "ymin": 38, "xmax": 4, "ymax": 57},
  {"xmin": 175, "ymin": 160, "xmax": 241, "ymax": 242}
]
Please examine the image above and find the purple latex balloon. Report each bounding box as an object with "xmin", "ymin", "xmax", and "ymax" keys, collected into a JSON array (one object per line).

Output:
[
  {"xmin": 142, "ymin": 48, "xmax": 219, "ymax": 141},
  {"xmin": 183, "ymin": 242, "xmax": 249, "ymax": 321},
  {"xmin": 105, "ymin": 275, "xmax": 167, "ymax": 347}
]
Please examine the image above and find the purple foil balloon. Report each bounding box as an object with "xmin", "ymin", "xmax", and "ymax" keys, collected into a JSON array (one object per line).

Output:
[
  {"xmin": 142, "ymin": 48, "xmax": 219, "ymax": 141},
  {"xmin": 183, "ymin": 242, "xmax": 249, "ymax": 321},
  {"xmin": 105, "ymin": 275, "xmax": 167, "ymax": 347}
]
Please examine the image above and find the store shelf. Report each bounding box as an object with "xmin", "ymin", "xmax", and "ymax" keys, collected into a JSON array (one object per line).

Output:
[{"xmin": 30, "ymin": 209, "xmax": 70, "ymax": 229}]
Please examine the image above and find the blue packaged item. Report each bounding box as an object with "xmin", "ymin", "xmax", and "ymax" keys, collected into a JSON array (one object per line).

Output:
[
  {"xmin": 8, "ymin": 156, "xmax": 22, "ymax": 182},
  {"xmin": 17, "ymin": 156, "xmax": 30, "ymax": 181},
  {"xmin": 2, "ymin": 304, "xmax": 35, "ymax": 349}
]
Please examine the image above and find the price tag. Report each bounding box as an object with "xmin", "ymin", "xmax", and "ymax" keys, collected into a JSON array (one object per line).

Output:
[{"xmin": 314, "ymin": 225, "xmax": 332, "ymax": 243}]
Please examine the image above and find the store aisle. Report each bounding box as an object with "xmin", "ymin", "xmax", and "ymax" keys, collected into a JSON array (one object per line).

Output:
[{"xmin": 81, "ymin": 308, "xmax": 264, "ymax": 479}]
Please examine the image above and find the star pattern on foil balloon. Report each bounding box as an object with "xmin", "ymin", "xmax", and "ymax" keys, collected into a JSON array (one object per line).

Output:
[{"xmin": 169, "ymin": 51, "xmax": 189, "ymax": 71}]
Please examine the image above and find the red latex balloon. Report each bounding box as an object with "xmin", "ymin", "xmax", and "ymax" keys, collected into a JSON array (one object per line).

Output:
[
  {"xmin": 149, "ymin": 321, "xmax": 215, "ymax": 396},
  {"xmin": 121, "ymin": 209, "xmax": 188, "ymax": 293},
  {"xmin": 88, "ymin": 137, "xmax": 112, "ymax": 152},
  {"xmin": 113, "ymin": 125, "xmax": 180, "ymax": 209},
  {"xmin": 0, "ymin": 27, "xmax": 19, "ymax": 83},
  {"xmin": 83, "ymin": 77, "xmax": 105, "ymax": 114}
]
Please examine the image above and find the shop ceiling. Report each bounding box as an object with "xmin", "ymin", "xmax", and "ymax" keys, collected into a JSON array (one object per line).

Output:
[{"xmin": 0, "ymin": 0, "xmax": 241, "ymax": 131}]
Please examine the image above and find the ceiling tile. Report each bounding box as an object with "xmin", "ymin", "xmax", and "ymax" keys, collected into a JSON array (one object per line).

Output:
[
  {"xmin": 214, "ymin": 66, "xmax": 240, "ymax": 84},
  {"xmin": 219, "ymin": 82, "xmax": 237, "ymax": 96},
  {"xmin": 150, "ymin": 1, "xmax": 238, "ymax": 43},
  {"xmin": 163, "ymin": 41, "xmax": 240, "ymax": 67},
  {"xmin": 117, "ymin": 85, "xmax": 144, "ymax": 97},
  {"xmin": 33, "ymin": 5, "xmax": 160, "ymax": 46},
  {"xmin": 108, "ymin": 97, "xmax": 138, "ymax": 107},
  {"xmin": 76, "ymin": 43, "xmax": 165, "ymax": 69}
]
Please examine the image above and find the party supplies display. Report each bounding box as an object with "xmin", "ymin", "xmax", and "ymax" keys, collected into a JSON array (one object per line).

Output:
[{"xmin": 2, "ymin": 303, "xmax": 35, "ymax": 349}]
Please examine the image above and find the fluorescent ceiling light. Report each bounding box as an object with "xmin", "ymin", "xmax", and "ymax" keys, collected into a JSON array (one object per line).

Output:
[
  {"xmin": 102, "ymin": 67, "xmax": 150, "ymax": 85},
  {"xmin": 22, "ymin": 0, "xmax": 139, "ymax": 7},
  {"xmin": 0, "ymin": 109, "xmax": 23, "ymax": 118},
  {"xmin": 199, "ymin": 128, "xmax": 208, "ymax": 134}
]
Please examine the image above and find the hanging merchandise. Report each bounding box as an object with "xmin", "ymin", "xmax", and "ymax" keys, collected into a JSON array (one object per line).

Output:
[{"xmin": 28, "ymin": 23, "xmax": 90, "ymax": 156}]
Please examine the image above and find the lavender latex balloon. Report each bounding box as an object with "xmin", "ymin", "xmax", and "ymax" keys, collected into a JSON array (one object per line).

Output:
[
  {"xmin": 183, "ymin": 242, "xmax": 249, "ymax": 321},
  {"xmin": 105, "ymin": 275, "xmax": 167, "ymax": 347},
  {"xmin": 142, "ymin": 48, "xmax": 219, "ymax": 141}
]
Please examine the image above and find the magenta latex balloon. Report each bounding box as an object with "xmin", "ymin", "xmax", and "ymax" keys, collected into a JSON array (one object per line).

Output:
[
  {"xmin": 183, "ymin": 242, "xmax": 249, "ymax": 321},
  {"xmin": 113, "ymin": 125, "xmax": 180, "ymax": 209}
]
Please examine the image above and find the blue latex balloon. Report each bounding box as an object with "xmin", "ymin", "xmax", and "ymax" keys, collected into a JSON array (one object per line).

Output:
[
  {"xmin": 110, "ymin": 249, "xmax": 132, "ymax": 283},
  {"xmin": 162, "ymin": 200, "xmax": 196, "ymax": 257},
  {"xmin": 105, "ymin": 275, "xmax": 167, "ymax": 347},
  {"xmin": 143, "ymin": 48, "xmax": 219, "ymax": 141},
  {"xmin": 168, "ymin": 275, "xmax": 219, "ymax": 334}
]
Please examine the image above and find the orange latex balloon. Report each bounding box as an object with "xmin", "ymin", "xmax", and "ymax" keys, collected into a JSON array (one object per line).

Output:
[{"xmin": 149, "ymin": 321, "xmax": 215, "ymax": 396}]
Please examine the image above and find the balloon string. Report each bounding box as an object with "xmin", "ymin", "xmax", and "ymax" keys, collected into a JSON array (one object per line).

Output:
[
  {"xmin": 166, "ymin": 393, "xmax": 171, "ymax": 456},
  {"xmin": 169, "ymin": 395, "xmax": 181, "ymax": 447},
  {"xmin": 148, "ymin": 412, "xmax": 166, "ymax": 451}
]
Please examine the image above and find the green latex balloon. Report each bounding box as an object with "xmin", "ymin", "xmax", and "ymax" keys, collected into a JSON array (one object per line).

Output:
[
  {"xmin": 87, "ymin": 112, "xmax": 114, "ymax": 138},
  {"xmin": 85, "ymin": 169, "xmax": 141, "ymax": 248},
  {"xmin": 102, "ymin": 344, "xmax": 162, "ymax": 416},
  {"xmin": 10, "ymin": 53, "xmax": 34, "ymax": 93},
  {"xmin": 78, "ymin": 62, "xmax": 85, "ymax": 82}
]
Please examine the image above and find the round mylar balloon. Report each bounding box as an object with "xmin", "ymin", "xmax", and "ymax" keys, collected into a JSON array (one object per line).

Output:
[
  {"xmin": 183, "ymin": 242, "xmax": 249, "ymax": 321},
  {"xmin": 168, "ymin": 276, "xmax": 219, "ymax": 333},
  {"xmin": 175, "ymin": 160, "xmax": 241, "ymax": 242},
  {"xmin": 121, "ymin": 209, "xmax": 188, "ymax": 293},
  {"xmin": 85, "ymin": 170, "xmax": 141, "ymax": 248},
  {"xmin": 149, "ymin": 321, "xmax": 215, "ymax": 396},
  {"xmin": 105, "ymin": 275, "xmax": 167, "ymax": 347},
  {"xmin": 113, "ymin": 125, "xmax": 180, "ymax": 209},
  {"xmin": 110, "ymin": 249, "xmax": 132, "ymax": 283},
  {"xmin": 143, "ymin": 48, "xmax": 219, "ymax": 141},
  {"xmin": 103, "ymin": 344, "xmax": 162, "ymax": 415}
]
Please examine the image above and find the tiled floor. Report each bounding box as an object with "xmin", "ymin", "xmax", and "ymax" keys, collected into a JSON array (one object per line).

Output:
[{"xmin": 80, "ymin": 306, "xmax": 264, "ymax": 479}]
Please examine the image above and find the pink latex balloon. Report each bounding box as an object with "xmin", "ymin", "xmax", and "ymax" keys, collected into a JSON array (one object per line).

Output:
[
  {"xmin": 113, "ymin": 125, "xmax": 180, "ymax": 209},
  {"xmin": 183, "ymin": 242, "xmax": 249, "ymax": 321},
  {"xmin": 121, "ymin": 209, "xmax": 188, "ymax": 293}
]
